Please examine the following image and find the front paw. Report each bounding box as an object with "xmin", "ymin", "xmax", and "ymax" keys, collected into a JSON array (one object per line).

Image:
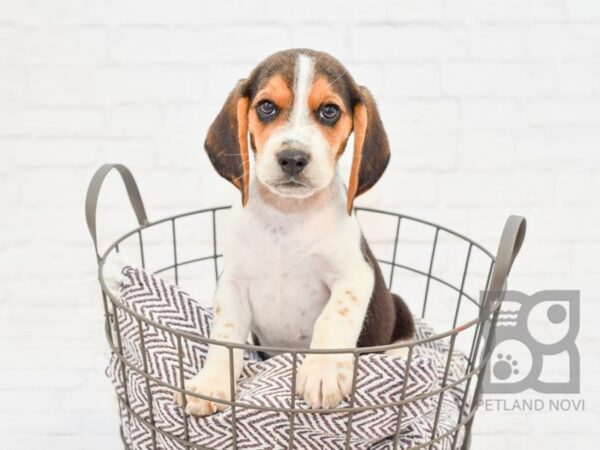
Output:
[
  {"xmin": 296, "ymin": 354, "xmax": 354, "ymax": 409},
  {"xmin": 173, "ymin": 368, "xmax": 232, "ymax": 416}
]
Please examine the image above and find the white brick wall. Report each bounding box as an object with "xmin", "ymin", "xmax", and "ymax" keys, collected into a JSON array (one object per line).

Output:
[{"xmin": 1, "ymin": 0, "xmax": 599, "ymax": 448}]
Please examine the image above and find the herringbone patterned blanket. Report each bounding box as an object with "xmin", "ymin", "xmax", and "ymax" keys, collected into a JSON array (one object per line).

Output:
[{"xmin": 107, "ymin": 266, "xmax": 468, "ymax": 449}]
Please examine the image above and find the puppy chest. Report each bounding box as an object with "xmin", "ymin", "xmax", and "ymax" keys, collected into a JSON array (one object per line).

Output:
[
  {"xmin": 247, "ymin": 258, "xmax": 330, "ymax": 349},
  {"xmin": 226, "ymin": 202, "xmax": 343, "ymax": 349}
]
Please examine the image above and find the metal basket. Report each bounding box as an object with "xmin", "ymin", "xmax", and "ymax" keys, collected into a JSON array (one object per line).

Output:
[{"xmin": 86, "ymin": 164, "xmax": 526, "ymax": 450}]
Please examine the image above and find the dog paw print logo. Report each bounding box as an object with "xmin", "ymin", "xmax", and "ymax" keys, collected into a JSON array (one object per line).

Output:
[
  {"xmin": 493, "ymin": 353, "xmax": 520, "ymax": 381},
  {"xmin": 482, "ymin": 290, "xmax": 580, "ymax": 394}
]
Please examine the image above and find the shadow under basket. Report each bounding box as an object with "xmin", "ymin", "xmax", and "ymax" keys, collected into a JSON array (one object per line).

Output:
[{"xmin": 86, "ymin": 164, "xmax": 526, "ymax": 450}]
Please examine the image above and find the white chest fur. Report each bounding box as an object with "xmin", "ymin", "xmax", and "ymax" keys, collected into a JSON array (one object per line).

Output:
[
  {"xmin": 220, "ymin": 178, "xmax": 363, "ymax": 351},
  {"xmin": 178, "ymin": 177, "xmax": 378, "ymax": 416}
]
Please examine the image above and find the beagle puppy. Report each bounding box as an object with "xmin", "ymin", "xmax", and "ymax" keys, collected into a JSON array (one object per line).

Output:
[{"xmin": 175, "ymin": 49, "xmax": 415, "ymax": 416}]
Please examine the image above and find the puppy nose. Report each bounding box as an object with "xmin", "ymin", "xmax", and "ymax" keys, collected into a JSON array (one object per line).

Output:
[{"xmin": 277, "ymin": 150, "xmax": 309, "ymax": 176}]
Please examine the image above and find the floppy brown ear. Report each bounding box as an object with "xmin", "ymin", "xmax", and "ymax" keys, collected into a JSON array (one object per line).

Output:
[
  {"xmin": 204, "ymin": 80, "xmax": 251, "ymax": 205},
  {"xmin": 347, "ymin": 86, "xmax": 390, "ymax": 214}
]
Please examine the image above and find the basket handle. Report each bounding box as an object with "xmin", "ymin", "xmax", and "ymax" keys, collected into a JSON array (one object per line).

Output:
[
  {"xmin": 85, "ymin": 163, "xmax": 149, "ymax": 261},
  {"xmin": 487, "ymin": 214, "xmax": 527, "ymax": 299}
]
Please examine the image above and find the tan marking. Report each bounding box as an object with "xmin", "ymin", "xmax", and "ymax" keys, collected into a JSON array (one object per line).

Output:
[
  {"xmin": 215, "ymin": 305, "xmax": 221, "ymax": 315},
  {"xmin": 248, "ymin": 75, "xmax": 293, "ymax": 154},
  {"xmin": 254, "ymin": 75, "xmax": 292, "ymax": 110},
  {"xmin": 308, "ymin": 77, "xmax": 346, "ymax": 115},
  {"xmin": 236, "ymin": 97, "xmax": 250, "ymax": 205},
  {"xmin": 344, "ymin": 289, "xmax": 359, "ymax": 304},
  {"xmin": 307, "ymin": 77, "xmax": 353, "ymax": 158},
  {"xmin": 337, "ymin": 307, "xmax": 350, "ymax": 316},
  {"xmin": 347, "ymin": 103, "xmax": 367, "ymax": 214},
  {"xmin": 224, "ymin": 322, "xmax": 234, "ymax": 328}
]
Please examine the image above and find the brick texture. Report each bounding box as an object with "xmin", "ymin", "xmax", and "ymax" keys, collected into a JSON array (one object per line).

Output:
[{"xmin": 1, "ymin": 0, "xmax": 599, "ymax": 448}]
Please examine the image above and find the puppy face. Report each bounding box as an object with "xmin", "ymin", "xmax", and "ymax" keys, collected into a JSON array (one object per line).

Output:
[
  {"xmin": 205, "ymin": 49, "xmax": 390, "ymax": 212},
  {"xmin": 249, "ymin": 54, "xmax": 353, "ymax": 198}
]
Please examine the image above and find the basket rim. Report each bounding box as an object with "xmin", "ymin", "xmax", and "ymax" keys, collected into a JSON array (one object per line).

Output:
[{"xmin": 98, "ymin": 205, "xmax": 497, "ymax": 354}]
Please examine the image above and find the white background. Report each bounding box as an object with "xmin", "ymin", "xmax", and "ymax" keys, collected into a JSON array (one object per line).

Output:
[{"xmin": 1, "ymin": 0, "xmax": 599, "ymax": 449}]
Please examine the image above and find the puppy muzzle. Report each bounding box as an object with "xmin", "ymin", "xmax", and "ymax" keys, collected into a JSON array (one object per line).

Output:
[{"xmin": 277, "ymin": 149, "xmax": 310, "ymax": 176}]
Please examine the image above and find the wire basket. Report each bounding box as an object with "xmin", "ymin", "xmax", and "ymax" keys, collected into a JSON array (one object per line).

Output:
[{"xmin": 86, "ymin": 164, "xmax": 526, "ymax": 450}]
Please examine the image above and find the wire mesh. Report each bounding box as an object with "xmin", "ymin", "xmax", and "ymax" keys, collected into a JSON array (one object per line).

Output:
[{"xmin": 92, "ymin": 204, "xmax": 503, "ymax": 450}]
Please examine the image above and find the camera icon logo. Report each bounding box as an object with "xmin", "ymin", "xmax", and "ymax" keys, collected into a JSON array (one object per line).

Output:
[{"xmin": 482, "ymin": 290, "xmax": 580, "ymax": 394}]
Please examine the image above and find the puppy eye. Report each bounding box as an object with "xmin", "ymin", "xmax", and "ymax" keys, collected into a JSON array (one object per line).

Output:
[
  {"xmin": 257, "ymin": 100, "xmax": 277, "ymax": 121},
  {"xmin": 318, "ymin": 104, "xmax": 340, "ymax": 124}
]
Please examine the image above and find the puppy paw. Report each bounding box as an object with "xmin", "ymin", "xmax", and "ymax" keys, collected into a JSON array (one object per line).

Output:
[
  {"xmin": 174, "ymin": 368, "xmax": 232, "ymax": 416},
  {"xmin": 296, "ymin": 354, "xmax": 354, "ymax": 409}
]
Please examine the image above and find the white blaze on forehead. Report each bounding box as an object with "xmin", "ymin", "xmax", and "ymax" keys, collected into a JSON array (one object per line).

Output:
[
  {"xmin": 290, "ymin": 54, "xmax": 315, "ymax": 128},
  {"xmin": 257, "ymin": 52, "xmax": 334, "ymax": 194}
]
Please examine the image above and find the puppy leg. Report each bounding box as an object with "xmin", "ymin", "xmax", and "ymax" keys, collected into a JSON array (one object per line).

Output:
[
  {"xmin": 174, "ymin": 274, "xmax": 250, "ymax": 416},
  {"xmin": 296, "ymin": 264, "xmax": 374, "ymax": 409},
  {"xmin": 385, "ymin": 294, "xmax": 415, "ymax": 358}
]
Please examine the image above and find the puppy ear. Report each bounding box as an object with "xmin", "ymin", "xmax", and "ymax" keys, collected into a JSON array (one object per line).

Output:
[
  {"xmin": 204, "ymin": 80, "xmax": 251, "ymax": 205},
  {"xmin": 347, "ymin": 86, "xmax": 390, "ymax": 214}
]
